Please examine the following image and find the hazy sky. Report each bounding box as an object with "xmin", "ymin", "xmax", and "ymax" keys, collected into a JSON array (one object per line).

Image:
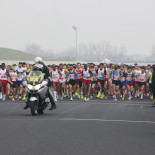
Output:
[{"xmin": 0, "ymin": 0, "xmax": 155, "ymax": 55}]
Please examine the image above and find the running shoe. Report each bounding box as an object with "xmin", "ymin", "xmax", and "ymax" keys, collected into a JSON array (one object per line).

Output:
[
  {"xmin": 22, "ymin": 97, "xmax": 26, "ymax": 101},
  {"xmin": 75, "ymin": 91, "xmax": 77, "ymax": 96},
  {"xmin": 81, "ymin": 96, "xmax": 84, "ymax": 100},
  {"xmin": 97, "ymin": 93, "xmax": 101, "ymax": 98},
  {"xmin": 100, "ymin": 94, "xmax": 104, "ymax": 99},
  {"xmin": 122, "ymin": 97, "xmax": 124, "ymax": 101},
  {"xmin": 70, "ymin": 97, "xmax": 73, "ymax": 101},
  {"xmin": 18, "ymin": 96, "xmax": 22, "ymax": 100},
  {"xmin": 86, "ymin": 98, "xmax": 90, "ymax": 101},
  {"xmin": 84, "ymin": 97, "xmax": 86, "ymax": 101},
  {"xmin": 12, "ymin": 98, "xmax": 15, "ymax": 102},
  {"xmin": 54, "ymin": 98, "xmax": 58, "ymax": 102},
  {"xmin": 151, "ymin": 95, "xmax": 153, "ymax": 100},
  {"xmin": 3, "ymin": 95, "xmax": 6, "ymax": 101}
]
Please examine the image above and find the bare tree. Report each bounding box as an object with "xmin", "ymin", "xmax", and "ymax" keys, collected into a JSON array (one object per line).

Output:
[{"xmin": 25, "ymin": 44, "xmax": 44, "ymax": 57}]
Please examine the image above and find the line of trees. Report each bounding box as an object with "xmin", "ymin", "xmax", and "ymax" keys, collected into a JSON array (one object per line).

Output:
[{"xmin": 25, "ymin": 42, "xmax": 155, "ymax": 63}]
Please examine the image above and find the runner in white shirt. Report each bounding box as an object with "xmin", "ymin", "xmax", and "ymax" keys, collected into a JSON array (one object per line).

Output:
[
  {"xmin": 15, "ymin": 62, "xmax": 26, "ymax": 100},
  {"xmin": 138, "ymin": 67, "xmax": 147, "ymax": 100},
  {"xmin": 0, "ymin": 63, "xmax": 9, "ymax": 100},
  {"xmin": 59, "ymin": 64, "xmax": 67, "ymax": 100},
  {"xmin": 51, "ymin": 65, "xmax": 60, "ymax": 102},
  {"xmin": 134, "ymin": 64, "xmax": 141, "ymax": 97}
]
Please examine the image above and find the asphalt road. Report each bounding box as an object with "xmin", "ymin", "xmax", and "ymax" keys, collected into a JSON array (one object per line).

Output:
[{"xmin": 0, "ymin": 98, "xmax": 155, "ymax": 155}]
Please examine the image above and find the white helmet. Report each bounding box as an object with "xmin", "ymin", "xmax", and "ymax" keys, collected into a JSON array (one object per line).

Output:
[{"xmin": 34, "ymin": 57, "xmax": 43, "ymax": 64}]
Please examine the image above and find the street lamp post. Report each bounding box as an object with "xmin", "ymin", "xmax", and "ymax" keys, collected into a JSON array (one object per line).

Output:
[{"xmin": 72, "ymin": 25, "xmax": 78, "ymax": 62}]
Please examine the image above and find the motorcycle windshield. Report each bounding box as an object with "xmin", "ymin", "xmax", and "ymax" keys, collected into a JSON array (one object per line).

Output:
[{"xmin": 28, "ymin": 71, "xmax": 44, "ymax": 84}]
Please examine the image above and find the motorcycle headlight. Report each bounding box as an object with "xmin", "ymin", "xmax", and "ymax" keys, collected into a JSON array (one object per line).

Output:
[
  {"xmin": 27, "ymin": 84, "xmax": 33, "ymax": 90},
  {"xmin": 34, "ymin": 84, "xmax": 41, "ymax": 90}
]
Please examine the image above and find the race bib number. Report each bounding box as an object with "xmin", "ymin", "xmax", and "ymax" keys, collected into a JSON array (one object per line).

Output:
[
  {"xmin": 114, "ymin": 76, "xmax": 118, "ymax": 80},
  {"xmin": 121, "ymin": 77, "xmax": 125, "ymax": 82},
  {"xmin": 0, "ymin": 75, "xmax": 7, "ymax": 80},
  {"xmin": 139, "ymin": 78, "xmax": 145, "ymax": 82},
  {"xmin": 53, "ymin": 75, "xmax": 59, "ymax": 80},
  {"xmin": 69, "ymin": 74, "xmax": 75, "ymax": 79},
  {"xmin": 78, "ymin": 74, "xmax": 82, "ymax": 78},
  {"xmin": 98, "ymin": 73, "xmax": 102, "ymax": 77},
  {"xmin": 60, "ymin": 78, "xmax": 64, "ymax": 81},
  {"xmin": 83, "ymin": 76, "xmax": 87, "ymax": 80},
  {"xmin": 127, "ymin": 77, "xmax": 132, "ymax": 81},
  {"xmin": 12, "ymin": 76, "xmax": 17, "ymax": 82}
]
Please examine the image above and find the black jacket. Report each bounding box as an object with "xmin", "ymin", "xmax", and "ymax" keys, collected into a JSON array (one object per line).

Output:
[{"xmin": 152, "ymin": 71, "xmax": 155, "ymax": 88}]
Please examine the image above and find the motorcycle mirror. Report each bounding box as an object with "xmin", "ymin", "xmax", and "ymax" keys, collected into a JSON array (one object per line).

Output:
[{"xmin": 42, "ymin": 81, "xmax": 48, "ymax": 86}]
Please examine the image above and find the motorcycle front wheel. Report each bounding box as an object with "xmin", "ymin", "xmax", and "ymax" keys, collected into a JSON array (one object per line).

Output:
[{"xmin": 30, "ymin": 101, "xmax": 37, "ymax": 116}]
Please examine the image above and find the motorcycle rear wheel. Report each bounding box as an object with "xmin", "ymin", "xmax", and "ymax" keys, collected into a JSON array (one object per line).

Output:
[{"xmin": 37, "ymin": 109, "xmax": 44, "ymax": 115}]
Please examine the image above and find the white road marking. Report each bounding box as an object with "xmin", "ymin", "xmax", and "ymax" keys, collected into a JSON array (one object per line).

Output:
[
  {"xmin": 0, "ymin": 101, "xmax": 153, "ymax": 107},
  {"xmin": 61, "ymin": 118, "xmax": 155, "ymax": 124},
  {"xmin": 0, "ymin": 118, "xmax": 155, "ymax": 124}
]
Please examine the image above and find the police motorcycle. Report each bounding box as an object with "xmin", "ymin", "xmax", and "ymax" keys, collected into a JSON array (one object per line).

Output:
[{"xmin": 23, "ymin": 68, "xmax": 50, "ymax": 116}]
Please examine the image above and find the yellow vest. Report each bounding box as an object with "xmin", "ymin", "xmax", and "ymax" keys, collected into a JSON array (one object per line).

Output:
[{"xmin": 149, "ymin": 72, "xmax": 152, "ymax": 84}]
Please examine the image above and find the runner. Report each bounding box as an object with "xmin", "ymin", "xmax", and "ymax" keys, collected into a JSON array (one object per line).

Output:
[
  {"xmin": 146, "ymin": 64, "xmax": 151, "ymax": 98},
  {"xmin": 75, "ymin": 63, "xmax": 83, "ymax": 99},
  {"xmin": 96, "ymin": 63, "xmax": 105, "ymax": 99},
  {"xmin": 90, "ymin": 65, "xmax": 97, "ymax": 99},
  {"xmin": 9, "ymin": 66, "xmax": 18, "ymax": 101},
  {"xmin": 67, "ymin": 64, "xmax": 78, "ymax": 101},
  {"xmin": 112, "ymin": 65, "xmax": 120, "ymax": 101},
  {"xmin": 119, "ymin": 64, "xmax": 127, "ymax": 100},
  {"xmin": 103, "ymin": 63, "xmax": 109, "ymax": 99},
  {"xmin": 82, "ymin": 64, "xmax": 92, "ymax": 101},
  {"xmin": 126, "ymin": 66, "xmax": 134, "ymax": 100},
  {"xmin": 138, "ymin": 67, "xmax": 147, "ymax": 100},
  {"xmin": 59, "ymin": 64, "xmax": 67, "ymax": 100},
  {"xmin": 15, "ymin": 62, "xmax": 26, "ymax": 100},
  {"xmin": 134, "ymin": 64, "xmax": 141, "ymax": 97},
  {"xmin": 0, "ymin": 63, "xmax": 10, "ymax": 100},
  {"xmin": 51, "ymin": 65, "xmax": 60, "ymax": 102}
]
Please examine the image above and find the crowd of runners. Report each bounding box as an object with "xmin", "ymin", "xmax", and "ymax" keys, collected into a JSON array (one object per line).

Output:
[{"xmin": 0, "ymin": 62, "xmax": 154, "ymax": 102}]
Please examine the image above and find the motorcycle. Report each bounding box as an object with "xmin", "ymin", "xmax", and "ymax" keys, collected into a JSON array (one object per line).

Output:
[{"xmin": 23, "ymin": 70, "xmax": 50, "ymax": 116}]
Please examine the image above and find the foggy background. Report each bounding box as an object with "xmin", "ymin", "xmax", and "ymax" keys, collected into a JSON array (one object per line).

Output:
[{"xmin": 0, "ymin": 0, "xmax": 155, "ymax": 62}]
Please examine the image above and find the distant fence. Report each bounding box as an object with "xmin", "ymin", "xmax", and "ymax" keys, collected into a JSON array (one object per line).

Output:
[
  {"xmin": 0, "ymin": 60, "xmax": 154, "ymax": 66},
  {"xmin": 0, "ymin": 60, "xmax": 77, "ymax": 65}
]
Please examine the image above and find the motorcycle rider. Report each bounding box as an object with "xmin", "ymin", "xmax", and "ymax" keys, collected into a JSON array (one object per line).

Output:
[{"xmin": 24, "ymin": 57, "xmax": 56, "ymax": 110}]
